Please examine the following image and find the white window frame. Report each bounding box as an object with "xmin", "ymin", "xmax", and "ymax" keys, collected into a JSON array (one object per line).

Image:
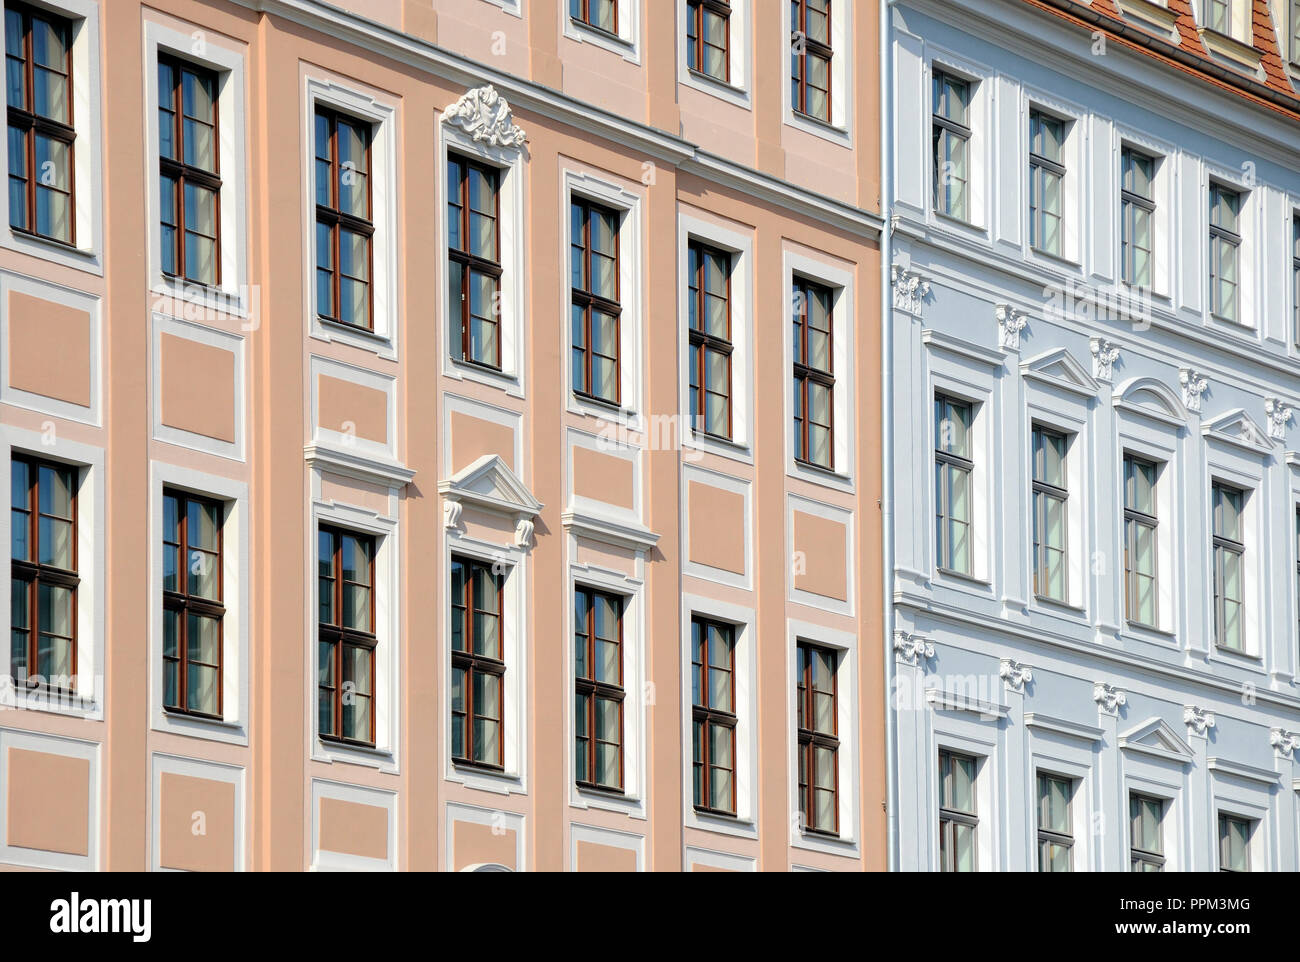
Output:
[
  {"xmin": 143, "ymin": 19, "xmax": 251, "ymax": 318},
  {"xmin": 681, "ymin": 594, "xmax": 758, "ymax": 839},
  {"xmin": 438, "ymin": 101, "xmax": 528, "ymax": 398},
  {"xmin": 782, "ymin": 0, "xmax": 852, "ymax": 144},
  {"xmin": 925, "ymin": 52, "xmax": 991, "ymax": 236},
  {"xmin": 147, "ymin": 463, "xmax": 249, "ymax": 745},
  {"xmin": 1204, "ymin": 163, "xmax": 1257, "ymax": 335},
  {"xmin": 562, "ymin": 0, "xmax": 641, "ymax": 63},
  {"xmin": 1021, "ymin": 91, "xmax": 1085, "ymax": 270},
  {"xmin": 677, "ymin": 211, "xmax": 753, "ymax": 463},
  {"xmin": 1024, "ymin": 390, "xmax": 1090, "ymax": 618},
  {"xmin": 787, "ymin": 619, "xmax": 860, "ymax": 856},
  {"xmin": 1211, "ymin": 776, "xmax": 1270, "ymax": 871},
  {"xmin": 302, "ymin": 72, "xmax": 399, "ymax": 358},
  {"xmin": 677, "ymin": 0, "xmax": 751, "ymax": 108},
  {"xmin": 308, "ymin": 499, "xmax": 401, "ymax": 772},
  {"xmin": 1114, "ymin": 416, "xmax": 1180, "ymax": 646},
  {"xmin": 1204, "ymin": 438, "xmax": 1266, "ymax": 667},
  {"xmin": 1114, "ymin": 126, "xmax": 1175, "ymax": 299},
  {"xmin": 0, "ymin": 427, "xmax": 104, "ymax": 718},
  {"xmin": 1123, "ymin": 761, "xmax": 1184, "ymax": 872},
  {"xmin": 561, "ymin": 167, "xmax": 645, "ymax": 427},
  {"xmin": 783, "ymin": 248, "xmax": 855, "ymax": 492},
  {"xmin": 0, "ymin": 0, "xmax": 103, "ymax": 274},
  {"xmin": 1028, "ymin": 727, "xmax": 1097, "ymax": 871},
  {"xmin": 929, "ymin": 724, "xmax": 997, "ymax": 871}
]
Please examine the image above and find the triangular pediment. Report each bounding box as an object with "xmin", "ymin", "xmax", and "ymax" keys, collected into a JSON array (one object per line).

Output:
[
  {"xmin": 439, "ymin": 454, "xmax": 543, "ymax": 518},
  {"xmin": 1119, "ymin": 716, "xmax": 1194, "ymax": 764},
  {"xmin": 1113, "ymin": 377, "xmax": 1187, "ymax": 428},
  {"xmin": 1202, "ymin": 408, "xmax": 1274, "ymax": 456},
  {"xmin": 1020, "ymin": 348, "xmax": 1100, "ymax": 399}
]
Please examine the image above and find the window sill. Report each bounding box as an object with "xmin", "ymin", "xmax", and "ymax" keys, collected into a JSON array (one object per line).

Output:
[
  {"xmin": 315, "ymin": 736, "xmax": 397, "ymax": 771},
  {"xmin": 319, "ymin": 317, "xmax": 384, "ymax": 342},
  {"xmin": 1027, "ymin": 245, "xmax": 1081, "ymax": 272},
  {"xmin": 1212, "ymin": 644, "xmax": 1262, "ymax": 662},
  {"xmin": 683, "ymin": 68, "xmax": 750, "ymax": 109},
  {"xmin": 933, "ymin": 210, "xmax": 984, "ymax": 234},
  {"xmin": 565, "ymin": 17, "xmax": 639, "ymax": 63},
  {"xmin": 786, "ymin": 109, "xmax": 851, "ymax": 148},
  {"xmin": 5, "ymin": 226, "xmax": 102, "ymax": 273},
  {"xmin": 11, "ymin": 228, "xmax": 79, "ymax": 254},
  {"xmin": 935, "ymin": 566, "xmax": 992, "ymax": 588},
  {"xmin": 1034, "ymin": 594, "xmax": 1085, "ymax": 615}
]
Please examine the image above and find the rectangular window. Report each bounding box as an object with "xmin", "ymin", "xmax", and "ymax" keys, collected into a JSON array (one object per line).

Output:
[
  {"xmin": 687, "ymin": 0, "xmax": 730, "ymax": 83},
  {"xmin": 570, "ymin": 198, "xmax": 621, "ymax": 406},
  {"xmin": 790, "ymin": 0, "xmax": 831, "ymax": 123},
  {"xmin": 934, "ymin": 395, "xmax": 972, "ymax": 575},
  {"xmin": 1130, "ymin": 793, "xmax": 1165, "ymax": 871},
  {"xmin": 1292, "ymin": 0, "xmax": 1300, "ymax": 62},
  {"xmin": 317, "ymin": 526, "xmax": 375, "ymax": 746},
  {"xmin": 1209, "ymin": 183, "xmax": 1241, "ymax": 323},
  {"xmin": 1037, "ymin": 773, "xmax": 1074, "ymax": 872},
  {"xmin": 569, "ymin": 0, "xmax": 617, "ymax": 34},
  {"xmin": 447, "ymin": 155, "xmax": 501, "ymax": 370},
  {"xmin": 450, "ymin": 556, "xmax": 504, "ymax": 769},
  {"xmin": 5, "ymin": 2, "xmax": 73, "ymax": 244},
  {"xmin": 796, "ymin": 641, "xmax": 838, "ymax": 835},
  {"xmin": 162, "ymin": 490, "xmax": 224, "ymax": 718},
  {"xmin": 1121, "ymin": 148, "xmax": 1154, "ymax": 289},
  {"xmin": 1208, "ymin": 0, "xmax": 1230, "ymax": 33},
  {"xmin": 1028, "ymin": 110, "xmax": 1064, "ymax": 257},
  {"xmin": 1292, "ymin": 215, "xmax": 1299, "ymax": 347},
  {"xmin": 574, "ymin": 585, "xmax": 624, "ymax": 792},
  {"xmin": 1218, "ymin": 813, "xmax": 1252, "ymax": 872},
  {"xmin": 1212, "ymin": 482, "xmax": 1245, "ymax": 652},
  {"xmin": 691, "ymin": 616, "xmax": 736, "ymax": 816},
  {"xmin": 688, "ymin": 241, "xmax": 733, "ymax": 439},
  {"xmin": 10, "ymin": 455, "xmax": 77, "ymax": 691},
  {"xmin": 1032, "ymin": 426, "xmax": 1069, "ymax": 603},
  {"xmin": 1124, "ymin": 455, "xmax": 1158, "ymax": 627},
  {"xmin": 938, "ymin": 750, "xmax": 977, "ymax": 871},
  {"xmin": 931, "ymin": 70, "xmax": 970, "ymax": 221},
  {"xmin": 158, "ymin": 56, "xmax": 220, "ymax": 286},
  {"xmin": 315, "ymin": 107, "xmax": 373, "ymax": 331},
  {"xmin": 792, "ymin": 277, "xmax": 834, "ymax": 469}
]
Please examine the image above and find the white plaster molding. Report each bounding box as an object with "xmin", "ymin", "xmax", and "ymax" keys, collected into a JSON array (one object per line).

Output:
[
  {"xmin": 1090, "ymin": 337, "xmax": 1120, "ymax": 382},
  {"xmin": 995, "ymin": 303, "xmax": 1028, "ymax": 352},
  {"xmin": 1183, "ymin": 705, "xmax": 1216, "ymax": 737},
  {"xmin": 443, "ymin": 84, "xmax": 526, "ymax": 149},
  {"xmin": 999, "ymin": 658, "xmax": 1033, "ymax": 691},
  {"xmin": 1265, "ymin": 398, "xmax": 1293, "ymax": 442},
  {"xmin": 891, "ymin": 264, "xmax": 931, "ymax": 314},
  {"xmin": 1093, "ymin": 682, "xmax": 1127, "ymax": 714},
  {"xmin": 1270, "ymin": 728, "xmax": 1300, "ymax": 757},
  {"xmin": 1179, "ymin": 368, "xmax": 1208, "ymax": 414},
  {"xmin": 893, "ymin": 630, "xmax": 935, "ymax": 665}
]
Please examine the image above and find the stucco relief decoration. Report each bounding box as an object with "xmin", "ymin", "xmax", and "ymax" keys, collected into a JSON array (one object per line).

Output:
[
  {"xmin": 1179, "ymin": 368, "xmax": 1208, "ymax": 414},
  {"xmin": 1093, "ymin": 682, "xmax": 1126, "ymax": 714},
  {"xmin": 893, "ymin": 630, "xmax": 935, "ymax": 666},
  {"xmin": 514, "ymin": 516, "xmax": 535, "ymax": 549},
  {"xmin": 999, "ymin": 658, "xmax": 1033, "ymax": 691},
  {"xmin": 1265, "ymin": 398, "xmax": 1293, "ymax": 441},
  {"xmin": 1270, "ymin": 728, "xmax": 1299, "ymax": 757},
  {"xmin": 1183, "ymin": 705, "xmax": 1215, "ymax": 737},
  {"xmin": 443, "ymin": 498, "xmax": 463, "ymax": 531},
  {"xmin": 444, "ymin": 84, "xmax": 527, "ymax": 149},
  {"xmin": 1089, "ymin": 337, "xmax": 1120, "ymax": 382},
  {"xmin": 890, "ymin": 264, "xmax": 930, "ymax": 314},
  {"xmin": 995, "ymin": 304, "xmax": 1028, "ymax": 352}
]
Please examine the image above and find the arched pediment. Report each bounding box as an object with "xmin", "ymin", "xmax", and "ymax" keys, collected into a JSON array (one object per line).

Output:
[{"xmin": 1113, "ymin": 376, "xmax": 1187, "ymax": 429}]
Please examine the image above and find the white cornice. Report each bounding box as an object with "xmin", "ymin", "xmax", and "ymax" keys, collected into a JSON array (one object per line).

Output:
[
  {"xmin": 304, "ymin": 443, "xmax": 415, "ymax": 487},
  {"xmin": 1207, "ymin": 756, "xmax": 1282, "ymax": 786},
  {"xmin": 561, "ymin": 509, "xmax": 659, "ymax": 553},
  {"xmin": 1024, "ymin": 712, "xmax": 1104, "ymax": 744}
]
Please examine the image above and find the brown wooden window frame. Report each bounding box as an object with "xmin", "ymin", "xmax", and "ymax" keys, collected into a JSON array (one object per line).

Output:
[
  {"xmin": 10, "ymin": 453, "xmax": 78, "ymax": 693},
  {"xmin": 569, "ymin": 0, "xmax": 618, "ymax": 36},
  {"xmin": 574, "ymin": 584, "xmax": 625, "ymax": 793},
  {"xmin": 792, "ymin": 275, "xmax": 835, "ymax": 471},
  {"xmin": 158, "ymin": 54, "xmax": 222, "ymax": 287},
  {"xmin": 570, "ymin": 197, "xmax": 622, "ymax": 408},
  {"xmin": 790, "ymin": 0, "xmax": 832, "ymax": 124},
  {"xmin": 796, "ymin": 640, "xmax": 839, "ymax": 836},
  {"xmin": 691, "ymin": 615, "xmax": 737, "ymax": 817},
  {"xmin": 687, "ymin": 240, "xmax": 733, "ymax": 441},
  {"xmin": 450, "ymin": 555, "xmax": 506, "ymax": 771},
  {"xmin": 318, "ymin": 525, "xmax": 377, "ymax": 748},
  {"xmin": 315, "ymin": 106, "xmax": 375, "ymax": 332},
  {"xmin": 686, "ymin": 0, "xmax": 731, "ymax": 84},
  {"xmin": 5, "ymin": 1, "xmax": 75, "ymax": 245},
  {"xmin": 162, "ymin": 488, "xmax": 225, "ymax": 719},
  {"xmin": 447, "ymin": 154, "xmax": 503, "ymax": 371}
]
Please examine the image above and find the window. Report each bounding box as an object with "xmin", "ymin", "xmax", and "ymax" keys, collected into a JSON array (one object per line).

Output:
[
  {"xmin": 1207, "ymin": 0, "xmax": 1230, "ymax": 33},
  {"xmin": 688, "ymin": 241, "xmax": 732, "ymax": 439},
  {"xmin": 691, "ymin": 616, "xmax": 736, "ymax": 816},
  {"xmin": 1212, "ymin": 482, "xmax": 1245, "ymax": 652},
  {"xmin": 796, "ymin": 641, "xmax": 838, "ymax": 835},
  {"xmin": 1037, "ymin": 773, "xmax": 1074, "ymax": 871},
  {"xmin": 1218, "ymin": 813, "xmax": 1252, "ymax": 872},
  {"xmin": 1130, "ymin": 793, "xmax": 1165, "ymax": 871},
  {"xmin": 1292, "ymin": 0, "xmax": 1300, "ymax": 62},
  {"xmin": 315, "ymin": 107, "xmax": 373, "ymax": 331},
  {"xmin": 447, "ymin": 155, "xmax": 501, "ymax": 370},
  {"xmin": 162, "ymin": 490, "xmax": 223, "ymax": 718},
  {"xmin": 5, "ymin": 2, "xmax": 73, "ymax": 244},
  {"xmin": 938, "ymin": 750, "xmax": 977, "ymax": 871},
  {"xmin": 450, "ymin": 556, "xmax": 504, "ymax": 769},
  {"xmin": 317, "ymin": 526, "xmax": 375, "ymax": 746},
  {"xmin": 10, "ymin": 455, "xmax": 77, "ymax": 691},
  {"xmin": 686, "ymin": 0, "xmax": 729, "ymax": 82},
  {"xmin": 1292, "ymin": 215, "xmax": 1299, "ymax": 347},
  {"xmin": 570, "ymin": 0, "xmax": 616, "ymax": 34},
  {"xmin": 1120, "ymin": 148, "xmax": 1154, "ymax": 289},
  {"xmin": 790, "ymin": 0, "xmax": 831, "ymax": 123},
  {"xmin": 1028, "ymin": 110, "xmax": 1064, "ymax": 257},
  {"xmin": 1209, "ymin": 183, "xmax": 1241, "ymax": 323},
  {"xmin": 574, "ymin": 586, "xmax": 624, "ymax": 792},
  {"xmin": 1031, "ymin": 426, "xmax": 1068, "ymax": 602},
  {"xmin": 1296, "ymin": 508, "xmax": 1300, "ymax": 653},
  {"xmin": 792, "ymin": 277, "xmax": 834, "ymax": 469},
  {"xmin": 570, "ymin": 198, "xmax": 621, "ymax": 406},
  {"xmin": 932, "ymin": 70, "xmax": 970, "ymax": 221},
  {"xmin": 934, "ymin": 395, "xmax": 972, "ymax": 575},
  {"xmin": 1123, "ymin": 455, "xmax": 1158, "ymax": 627},
  {"xmin": 158, "ymin": 56, "xmax": 220, "ymax": 287}
]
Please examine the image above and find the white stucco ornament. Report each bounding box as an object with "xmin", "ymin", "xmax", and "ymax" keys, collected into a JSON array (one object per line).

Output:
[
  {"xmin": 444, "ymin": 84, "xmax": 527, "ymax": 149},
  {"xmin": 995, "ymin": 303, "xmax": 1028, "ymax": 351}
]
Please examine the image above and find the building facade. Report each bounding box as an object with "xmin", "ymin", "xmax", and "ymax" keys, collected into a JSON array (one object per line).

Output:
[
  {"xmin": 887, "ymin": 0, "xmax": 1300, "ymax": 871},
  {"xmin": 0, "ymin": 0, "xmax": 885, "ymax": 871}
]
